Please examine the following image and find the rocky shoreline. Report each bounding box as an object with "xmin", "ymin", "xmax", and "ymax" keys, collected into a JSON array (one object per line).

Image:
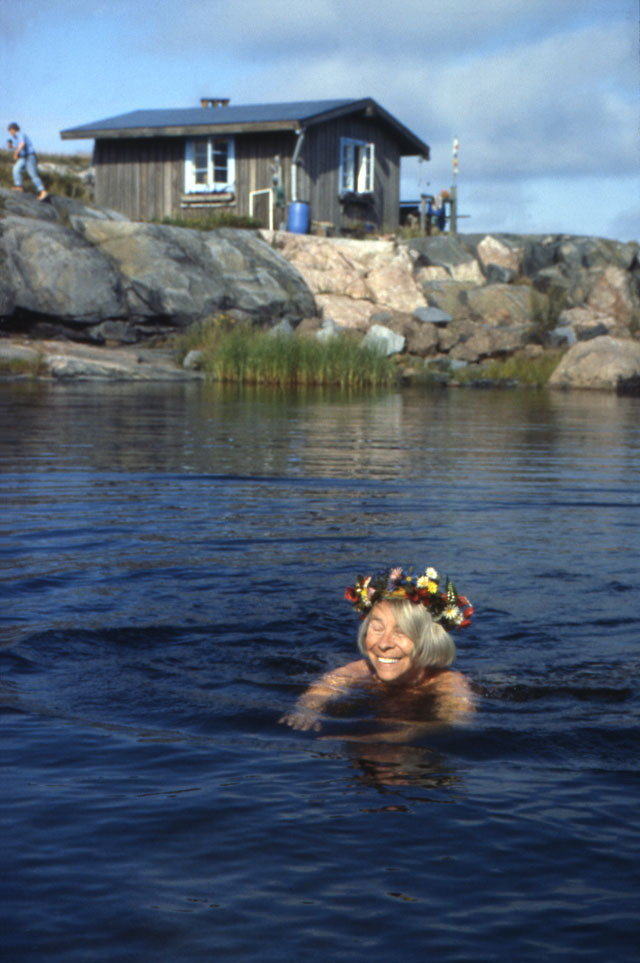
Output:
[
  {"xmin": 0, "ymin": 337, "xmax": 202, "ymax": 382},
  {"xmin": 1, "ymin": 187, "xmax": 639, "ymax": 390}
]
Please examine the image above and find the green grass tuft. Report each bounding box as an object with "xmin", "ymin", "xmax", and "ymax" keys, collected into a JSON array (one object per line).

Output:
[
  {"xmin": 157, "ymin": 211, "xmax": 260, "ymax": 231},
  {"xmin": 455, "ymin": 350, "xmax": 565, "ymax": 387},
  {"xmin": 178, "ymin": 317, "xmax": 398, "ymax": 387}
]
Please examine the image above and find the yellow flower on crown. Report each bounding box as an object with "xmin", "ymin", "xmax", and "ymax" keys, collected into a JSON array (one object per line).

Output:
[{"xmin": 417, "ymin": 568, "xmax": 439, "ymax": 593}]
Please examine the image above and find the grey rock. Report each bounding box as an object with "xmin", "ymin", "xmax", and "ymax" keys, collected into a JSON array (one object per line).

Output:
[
  {"xmin": 532, "ymin": 266, "xmax": 572, "ymax": 296},
  {"xmin": 527, "ymin": 237, "xmax": 640, "ymax": 317},
  {"xmin": 0, "ymin": 187, "xmax": 59, "ymax": 222},
  {"xmin": 0, "ymin": 341, "xmax": 41, "ymax": 364},
  {"xmin": 421, "ymin": 280, "xmax": 477, "ymax": 321},
  {"xmin": 450, "ymin": 324, "xmax": 530, "ymax": 362},
  {"xmin": 0, "ymin": 215, "xmax": 127, "ymax": 322},
  {"xmin": 520, "ymin": 236, "xmax": 557, "ymax": 276},
  {"xmin": 269, "ymin": 318, "xmax": 295, "ymax": 337},
  {"xmin": 576, "ymin": 322, "xmax": 610, "ymax": 341},
  {"xmin": 406, "ymin": 235, "xmax": 474, "ymax": 269},
  {"xmin": 547, "ymin": 325, "xmax": 577, "ymax": 348},
  {"xmin": 0, "ymin": 274, "xmax": 15, "ymax": 316},
  {"xmin": 413, "ymin": 306, "xmax": 452, "ymax": 325},
  {"xmin": 437, "ymin": 317, "xmax": 478, "ymax": 352},
  {"xmin": 44, "ymin": 344, "xmax": 198, "ymax": 381},
  {"xmin": 0, "ymin": 187, "xmax": 125, "ymax": 225},
  {"xmin": 554, "ymin": 235, "xmax": 638, "ymax": 272},
  {"xmin": 476, "ymin": 235, "xmax": 524, "ymax": 275},
  {"xmin": 370, "ymin": 310, "xmax": 393, "ymax": 324},
  {"xmin": 484, "ymin": 263, "xmax": 516, "ymax": 284},
  {"xmin": 393, "ymin": 316, "xmax": 440, "ymax": 356},
  {"xmin": 0, "ymin": 192, "xmax": 317, "ymax": 341},
  {"xmin": 183, "ymin": 349, "xmax": 205, "ymax": 369},
  {"xmin": 69, "ymin": 219, "xmax": 315, "ymax": 326},
  {"xmin": 210, "ymin": 228, "xmax": 316, "ymax": 321},
  {"xmin": 87, "ymin": 320, "xmax": 140, "ymax": 344},
  {"xmin": 316, "ymin": 318, "xmax": 342, "ymax": 342},
  {"xmin": 0, "ymin": 338, "xmax": 200, "ymax": 382},
  {"xmin": 54, "ymin": 197, "xmax": 128, "ymax": 224},
  {"xmin": 46, "ymin": 354, "xmax": 189, "ymax": 381},
  {"xmin": 465, "ymin": 284, "xmax": 533, "ymax": 325},
  {"xmin": 361, "ymin": 324, "xmax": 405, "ymax": 356}
]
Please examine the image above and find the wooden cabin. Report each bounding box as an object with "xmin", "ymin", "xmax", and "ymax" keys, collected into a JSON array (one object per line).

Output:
[{"xmin": 60, "ymin": 98, "xmax": 429, "ymax": 232}]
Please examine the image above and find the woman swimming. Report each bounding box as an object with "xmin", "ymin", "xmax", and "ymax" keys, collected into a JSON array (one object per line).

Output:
[{"xmin": 280, "ymin": 565, "xmax": 475, "ymax": 737}]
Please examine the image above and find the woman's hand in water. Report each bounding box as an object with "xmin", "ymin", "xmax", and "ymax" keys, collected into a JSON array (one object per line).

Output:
[
  {"xmin": 278, "ymin": 667, "xmax": 360, "ymax": 732},
  {"xmin": 279, "ymin": 708, "xmax": 322, "ymax": 732}
]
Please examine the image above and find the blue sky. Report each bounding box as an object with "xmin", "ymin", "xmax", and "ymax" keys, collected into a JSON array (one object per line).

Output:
[{"xmin": 2, "ymin": 0, "xmax": 638, "ymax": 241}]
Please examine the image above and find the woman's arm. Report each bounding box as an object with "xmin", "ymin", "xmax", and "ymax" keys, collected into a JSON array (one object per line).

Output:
[{"xmin": 279, "ymin": 660, "xmax": 368, "ymax": 731}]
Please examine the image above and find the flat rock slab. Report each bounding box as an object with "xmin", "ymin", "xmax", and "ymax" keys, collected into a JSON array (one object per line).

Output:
[{"xmin": 0, "ymin": 338, "xmax": 201, "ymax": 381}]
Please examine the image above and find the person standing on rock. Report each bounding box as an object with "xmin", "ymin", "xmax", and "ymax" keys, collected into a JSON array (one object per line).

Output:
[{"xmin": 6, "ymin": 123, "xmax": 49, "ymax": 201}]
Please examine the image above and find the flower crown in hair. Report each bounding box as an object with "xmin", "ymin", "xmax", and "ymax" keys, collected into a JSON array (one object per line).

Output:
[{"xmin": 345, "ymin": 566, "xmax": 473, "ymax": 630}]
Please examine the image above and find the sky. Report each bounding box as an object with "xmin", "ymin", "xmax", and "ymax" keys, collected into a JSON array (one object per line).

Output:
[{"xmin": 2, "ymin": 0, "xmax": 638, "ymax": 241}]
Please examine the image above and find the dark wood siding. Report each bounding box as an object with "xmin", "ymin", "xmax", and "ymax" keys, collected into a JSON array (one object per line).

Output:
[
  {"xmin": 92, "ymin": 116, "xmax": 403, "ymax": 229},
  {"xmin": 301, "ymin": 117, "xmax": 401, "ymax": 230},
  {"xmin": 94, "ymin": 137, "xmax": 183, "ymax": 221},
  {"xmin": 234, "ymin": 131, "xmax": 296, "ymax": 226},
  {"xmin": 94, "ymin": 132, "xmax": 297, "ymax": 225}
]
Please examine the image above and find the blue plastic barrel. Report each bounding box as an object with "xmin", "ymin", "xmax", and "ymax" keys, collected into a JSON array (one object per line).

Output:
[{"xmin": 287, "ymin": 201, "xmax": 310, "ymax": 234}]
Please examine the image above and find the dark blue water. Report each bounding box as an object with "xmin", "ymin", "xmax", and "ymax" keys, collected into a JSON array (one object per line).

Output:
[{"xmin": 2, "ymin": 381, "xmax": 639, "ymax": 962}]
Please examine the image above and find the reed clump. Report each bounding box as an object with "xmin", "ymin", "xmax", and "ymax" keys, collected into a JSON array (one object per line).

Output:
[
  {"xmin": 179, "ymin": 317, "xmax": 398, "ymax": 387},
  {"xmin": 455, "ymin": 350, "xmax": 565, "ymax": 388}
]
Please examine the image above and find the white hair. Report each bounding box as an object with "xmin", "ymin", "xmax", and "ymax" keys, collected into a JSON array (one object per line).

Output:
[{"xmin": 357, "ymin": 598, "xmax": 456, "ymax": 669}]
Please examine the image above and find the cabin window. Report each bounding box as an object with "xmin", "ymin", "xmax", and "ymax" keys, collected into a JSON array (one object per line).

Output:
[
  {"xmin": 185, "ymin": 137, "xmax": 235, "ymax": 193},
  {"xmin": 339, "ymin": 138, "xmax": 374, "ymax": 194}
]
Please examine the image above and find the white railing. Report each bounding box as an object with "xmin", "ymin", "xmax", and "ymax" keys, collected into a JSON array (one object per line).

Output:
[{"xmin": 249, "ymin": 189, "xmax": 274, "ymax": 230}]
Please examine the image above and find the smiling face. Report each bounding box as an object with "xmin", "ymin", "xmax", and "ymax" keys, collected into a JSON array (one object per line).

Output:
[{"xmin": 363, "ymin": 601, "xmax": 425, "ymax": 686}]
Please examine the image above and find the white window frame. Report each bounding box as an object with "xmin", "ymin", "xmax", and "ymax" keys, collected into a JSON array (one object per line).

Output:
[
  {"xmin": 185, "ymin": 136, "xmax": 235, "ymax": 193},
  {"xmin": 339, "ymin": 137, "xmax": 375, "ymax": 194}
]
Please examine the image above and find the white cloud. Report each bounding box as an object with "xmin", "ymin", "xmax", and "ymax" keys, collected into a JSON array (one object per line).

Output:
[
  {"xmin": 219, "ymin": 15, "xmax": 637, "ymax": 186},
  {"xmin": 145, "ymin": 0, "xmax": 632, "ymax": 62},
  {"xmin": 1, "ymin": 0, "xmax": 636, "ymax": 240}
]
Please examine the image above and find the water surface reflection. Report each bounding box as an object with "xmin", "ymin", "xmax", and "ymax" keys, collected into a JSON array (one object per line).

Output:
[{"xmin": 2, "ymin": 381, "xmax": 639, "ymax": 962}]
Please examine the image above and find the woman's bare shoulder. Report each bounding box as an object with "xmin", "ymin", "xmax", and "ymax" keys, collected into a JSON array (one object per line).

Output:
[
  {"xmin": 432, "ymin": 669, "xmax": 472, "ymax": 694},
  {"xmin": 428, "ymin": 669, "xmax": 475, "ymax": 714},
  {"xmin": 325, "ymin": 659, "xmax": 371, "ymax": 685}
]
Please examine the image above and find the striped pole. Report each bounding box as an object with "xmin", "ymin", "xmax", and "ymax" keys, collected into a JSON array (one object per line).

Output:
[{"xmin": 450, "ymin": 138, "xmax": 459, "ymax": 235}]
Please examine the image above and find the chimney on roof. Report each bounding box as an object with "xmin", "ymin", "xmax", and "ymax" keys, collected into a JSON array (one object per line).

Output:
[{"xmin": 200, "ymin": 98, "xmax": 230, "ymax": 108}]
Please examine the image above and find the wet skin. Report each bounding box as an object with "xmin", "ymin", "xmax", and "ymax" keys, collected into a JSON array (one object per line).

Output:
[{"xmin": 280, "ymin": 601, "xmax": 473, "ymax": 732}]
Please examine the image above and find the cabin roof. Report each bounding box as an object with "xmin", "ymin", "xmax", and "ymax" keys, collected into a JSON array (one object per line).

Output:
[{"xmin": 60, "ymin": 98, "xmax": 429, "ymax": 157}]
